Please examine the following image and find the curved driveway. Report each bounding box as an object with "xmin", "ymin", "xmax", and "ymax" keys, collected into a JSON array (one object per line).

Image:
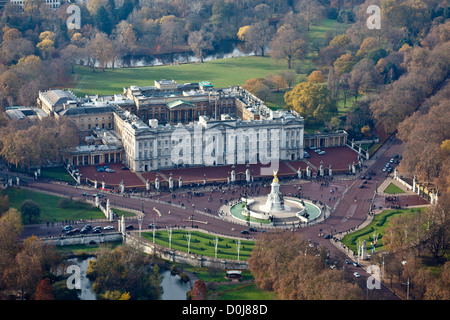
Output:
[{"xmin": 19, "ymin": 136, "xmax": 406, "ymax": 299}]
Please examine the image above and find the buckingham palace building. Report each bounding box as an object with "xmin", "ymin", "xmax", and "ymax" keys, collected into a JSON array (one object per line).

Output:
[
  {"xmin": 113, "ymin": 99, "xmax": 305, "ymax": 172},
  {"xmin": 38, "ymin": 80, "xmax": 310, "ymax": 172}
]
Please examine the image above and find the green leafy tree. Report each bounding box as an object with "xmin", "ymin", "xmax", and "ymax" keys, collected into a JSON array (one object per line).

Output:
[
  {"xmin": 20, "ymin": 199, "xmax": 41, "ymax": 224},
  {"xmin": 95, "ymin": 6, "xmax": 113, "ymax": 35}
]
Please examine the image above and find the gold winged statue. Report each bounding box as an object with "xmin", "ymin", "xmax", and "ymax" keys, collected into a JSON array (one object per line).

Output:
[{"xmin": 273, "ymin": 170, "xmax": 279, "ymax": 183}]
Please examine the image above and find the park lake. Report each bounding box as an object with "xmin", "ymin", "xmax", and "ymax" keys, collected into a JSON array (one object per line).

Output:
[{"xmin": 68, "ymin": 256, "xmax": 190, "ymax": 300}]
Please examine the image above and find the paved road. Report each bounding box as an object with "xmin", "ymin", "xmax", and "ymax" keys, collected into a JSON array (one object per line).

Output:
[{"xmin": 17, "ymin": 136, "xmax": 406, "ymax": 299}]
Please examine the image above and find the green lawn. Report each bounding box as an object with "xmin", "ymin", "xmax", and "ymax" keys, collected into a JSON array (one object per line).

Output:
[
  {"xmin": 71, "ymin": 56, "xmax": 295, "ymax": 97},
  {"xmin": 141, "ymin": 230, "xmax": 255, "ymax": 261},
  {"xmin": 213, "ymin": 283, "xmax": 275, "ymax": 300},
  {"xmin": 383, "ymin": 183, "xmax": 405, "ymax": 194},
  {"xmin": 341, "ymin": 208, "xmax": 426, "ymax": 253},
  {"xmin": 2, "ymin": 188, "xmax": 105, "ymax": 223},
  {"xmin": 69, "ymin": 19, "xmax": 345, "ymax": 98},
  {"xmin": 40, "ymin": 166, "xmax": 75, "ymax": 183}
]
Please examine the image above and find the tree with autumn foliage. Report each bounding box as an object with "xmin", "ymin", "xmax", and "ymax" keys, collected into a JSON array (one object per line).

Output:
[
  {"xmin": 270, "ymin": 27, "xmax": 307, "ymax": 69},
  {"xmin": 284, "ymin": 81, "xmax": 337, "ymax": 124},
  {"xmin": 189, "ymin": 279, "xmax": 207, "ymax": 300},
  {"xmin": 248, "ymin": 231, "xmax": 362, "ymax": 300},
  {"xmin": 35, "ymin": 278, "xmax": 54, "ymax": 300},
  {"xmin": 307, "ymin": 70, "xmax": 325, "ymax": 83}
]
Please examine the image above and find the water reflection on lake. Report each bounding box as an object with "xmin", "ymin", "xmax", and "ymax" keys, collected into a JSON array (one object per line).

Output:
[
  {"xmin": 68, "ymin": 257, "xmax": 190, "ymax": 300},
  {"xmin": 160, "ymin": 270, "xmax": 191, "ymax": 300},
  {"xmin": 67, "ymin": 257, "xmax": 97, "ymax": 300}
]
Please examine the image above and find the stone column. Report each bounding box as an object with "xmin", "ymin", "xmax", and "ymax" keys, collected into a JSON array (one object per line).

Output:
[
  {"xmin": 94, "ymin": 179, "xmax": 98, "ymax": 189},
  {"xmin": 246, "ymin": 169, "xmax": 251, "ymax": 182},
  {"xmin": 329, "ymin": 164, "xmax": 332, "ymax": 177},
  {"xmin": 106, "ymin": 199, "xmax": 110, "ymax": 216},
  {"xmin": 319, "ymin": 161, "xmax": 324, "ymax": 177},
  {"xmin": 169, "ymin": 174, "xmax": 174, "ymax": 190},
  {"xmin": 155, "ymin": 177, "xmax": 160, "ymax": 191},
  {"xmin": 102, "ymin": 181, "xmax": 105, "ymax": 189},
  {"xmin": 362, "ymin": 240, "xmax": 367, "ymax": 260},
  {"xmin": 179, "ymin": 177, "xmax": 183, "ymax": 188},
  {"xmin": 146, "ymin": 179, "xmax": 150, "ymax": 192}
]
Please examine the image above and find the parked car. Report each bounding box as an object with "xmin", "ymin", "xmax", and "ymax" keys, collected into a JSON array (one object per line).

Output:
[
  {"xmin": 63, "ymin": 225, "xmax": 72, "ymax": 231},
  {"xmin": 105, "ymin": 168, "xmax": 115, "ymax": 173},
  {"xmin": 324, "ymin": 234, "xmax": 331, "ymax": 239},
  {"xmin": 354, "ymin": 272, "xmax": 360, "ymax": 278},
  {"xmin": 241, "ymin": 230, "xmax": 249, "ymax": 234},
  {"xmin": 318, "ymin": 151, "xmax": 326, "ymax": 155},
  {"xmin": 92, "ymin": 228, "xmax": 101, "ymax": 233},
  {"xmin": 103, "ymin": 225, "xmax": 114, "ymax": 230},
  {"xmin": 353, "ymin": 262, "xmax": 359, "ymax": 267},
  {"xmin": 345, "ymin": 259, "xmax": 351, "ymax": 264},
  {"xmin": 125, "ymin": 225, "xmax": 134, "ymax": 230},
  {"xmin": 249, "ymin": 227, "xmax": 257, "ymax": 232}
]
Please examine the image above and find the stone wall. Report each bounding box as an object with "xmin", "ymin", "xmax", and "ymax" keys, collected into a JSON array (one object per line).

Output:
[
  {"xmin": 43, "ymin": 232, "xmax": 123, "ymax": 246},
  {"xmin": 124, "ymin": 232, "xmax": 249, "ymax": 270}
]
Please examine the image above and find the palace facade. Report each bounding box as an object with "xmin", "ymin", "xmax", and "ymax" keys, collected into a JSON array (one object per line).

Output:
[{"xmin": 37, "ymin": 80, "xmax": 347, "ymax": 172}]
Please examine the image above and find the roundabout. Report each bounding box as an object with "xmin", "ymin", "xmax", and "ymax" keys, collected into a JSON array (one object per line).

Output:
[{"xmin": 227, "ymin": 171, "xmax": 322, "ymax": 227}]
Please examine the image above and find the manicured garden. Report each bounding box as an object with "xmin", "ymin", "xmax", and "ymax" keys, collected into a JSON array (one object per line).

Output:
[
  {"xmin": 2, "ymin": 188, "xmax": 106, "ymax": 223},
  {"xmin": 39, "ymin": 166, "xmax": 75, "ymax": 183},
  {"xmin": 341, "ymin": 207, "xmax": 426, "ymax": 253},
  {"xmin": 71, "ymin": 55, "xmax": 294, "ymax": 97},
  {"xmin": 383, "ymin": 182, "xmax": 405, "ymax": 194},
  {"xmin": 142, "ymin": 229, "xmax": 255, "ymax": 261}
]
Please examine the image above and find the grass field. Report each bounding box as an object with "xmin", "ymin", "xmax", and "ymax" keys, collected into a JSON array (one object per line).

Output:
[
  {"xmin": 40, "ymin": 167, "xmax": 75, "ymax": 183},
  {"xmin": 69, "ymin": 18, "xmax": 345, "ymax": 98},
  {"xmin": 341, "ymin": 207, "xmax": 426, "ymax": 253},
  {"xmin": 142, "ymin": 229, "xmax": 255, "ymax": 261},
  {"xmin": 2, "ymin": 188, "xmax": 106, "ymax": 223},
  {"xmin": 212, "ymin": 283, "xmax": 275, "ymax": 300},
  {"xmin": 384, "ymin": 183, "xmax": 405, "ymax": 194},
  {"xmin": 71, "ymin": 56, "xmax": 295, "ymax": 97}
]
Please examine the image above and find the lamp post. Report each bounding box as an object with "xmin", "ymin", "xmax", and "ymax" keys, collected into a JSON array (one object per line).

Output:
[
  {"xmin": 137, "ymin": 213, "xmax": 144, "ymax": 237},
  {"xmin": 152, "ymin": 219, "xmax": 156, "ymax": 244},
  {"xmin": 187, "ymin": 232, "xmax": 191, "ymax": 254},
  {"xmin": 215, "ymin": 236, "xmax": 219, "ymax": 258},
  {"xmin": 236, "ymin": 239, "xmax": 241, "ymax": 261}
]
